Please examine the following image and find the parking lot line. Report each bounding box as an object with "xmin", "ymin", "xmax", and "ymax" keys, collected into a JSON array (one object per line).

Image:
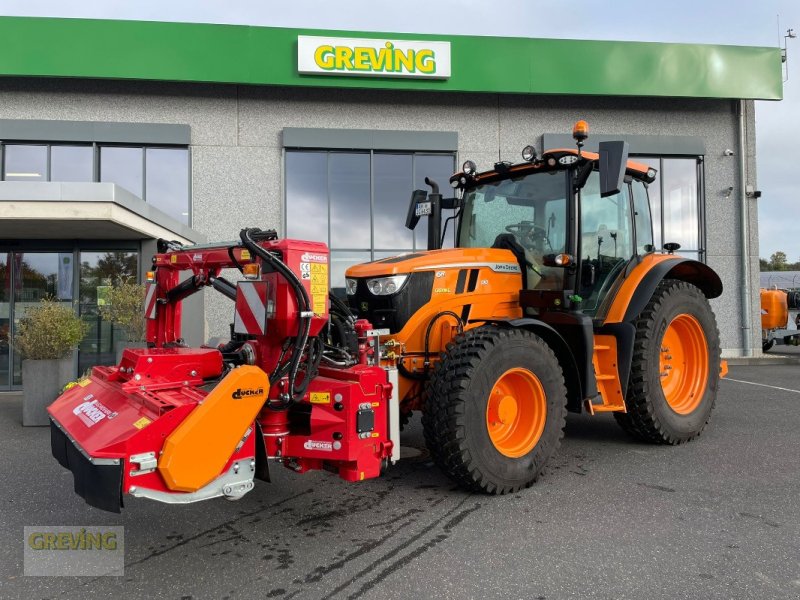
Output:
[{"xmin": 723, "ymin": 377, "xmax": 800, "ymax": 395}]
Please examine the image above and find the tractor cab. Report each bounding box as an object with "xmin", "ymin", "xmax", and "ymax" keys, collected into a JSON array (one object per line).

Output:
[{"xmin": 419, "ymin": 123, "xmax": 658, "ymax": 320}]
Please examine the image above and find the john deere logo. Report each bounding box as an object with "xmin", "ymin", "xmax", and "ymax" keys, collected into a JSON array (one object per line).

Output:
[
  {"xmin": 360, "ymin": 301, "xmax": 369, "ymax": 313},
  {"xmin": 232, "ymin": 387, "xmax": 264, "ymax": 400},
  {"xmin": 298, "ymin": 35, "xmax": 451, "ymax": 79}
]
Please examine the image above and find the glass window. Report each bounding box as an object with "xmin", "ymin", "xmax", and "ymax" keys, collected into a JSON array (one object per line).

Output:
[
  {"xmin": 4, "ymin": 145, "xmax": 47, "ymax": 181},
  {"xmin": 78, "ymin": 251, "xmax": 138, "ymax": 375},
  {"xmin": 662, "ymin": 158, "xmax": 699, "ymax": 251},
  {"xmin": 638, "ymin": 158, "xmax": 662, "ymax": 249},
  {"xmin": 145, "ymin": 148, "xmax": 190, "ymax": 224},
  {"xmin": 374, "ymin": 154, "xmax": 414, "ymax": 251},
  {"xmin": 631, "ymin": 180, "xmax": 654, "ymax": 255},
  {"xmin": 329, "ymin": 153, "xmax": 370, "ymax": 249},
  {"xmin": 100, "ymin": 146, "xmax": 143, "ymax": 197},
  {"xmin": 286, "ymin": 152, "xmax": 328, "ymax": 243},
  {"xmin": 51, "ymin": 145, "xmax": 93, "ymax": 182},
  {"xmin": 286, "ymin": 149, "xmax": 456, "ymax": 291},
  {"xmin": 579, "ymin": 171, "xmax": 634, "ymax": 314}
]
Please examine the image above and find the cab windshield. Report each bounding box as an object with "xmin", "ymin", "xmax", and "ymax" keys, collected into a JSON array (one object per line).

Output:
[{"xmin": 457, "ymin": 169, "xmax": 569, "ymax": 290}]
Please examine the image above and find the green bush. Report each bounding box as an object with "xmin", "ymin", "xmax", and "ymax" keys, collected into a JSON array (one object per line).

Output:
[
  {"xmin": 99, "ymin": 280, "xmax": 146, "ymax": 342},
  {"xmin": 15, "ymin": 298, "xmax": 88, "ymax": 360}
]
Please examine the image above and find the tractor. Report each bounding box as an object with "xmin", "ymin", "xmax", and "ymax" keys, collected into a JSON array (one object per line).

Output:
[{"xmin": 48, "ymin": 121, "xmax": 724, "ymax": 511}]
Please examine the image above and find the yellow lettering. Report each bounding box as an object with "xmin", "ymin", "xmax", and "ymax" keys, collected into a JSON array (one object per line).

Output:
[
  {"xmin": 384, "ymin": 42, "xmax": 394, "ymax": 71},
  {"xmin": 44, "ymin": 533, "xmax": 56, "ymax": 549},
  {"xmin": 314, "ymin": 45, "xmax": 334, "ymax": 70},
  {"xmin": 102, "ymin": 532, "xmax": 118, "ymax": 550},
  {"xmin": 28, "ymin": 533, "xmax": 45, "ymax": 550},
  {"xmin": 353, "ymin": 47, "xmax": 371, "ymax": 70},
  {"xmin": 395, "ymin": 49, "xmax": 415, "ymax": 73},
  {"xmin": 57, "ymin": 532, "xmax": 71, "ymax": 549},
  {"xmin": 416, "ymin": 49, "xmax": 435, "ymax": 74},
  {"xmin": 334, "ymin": 46, "xmax": 354, "ymax": 70}
]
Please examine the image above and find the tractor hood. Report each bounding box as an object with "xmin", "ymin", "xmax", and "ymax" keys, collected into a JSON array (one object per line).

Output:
[{"xmin": 346, "ymin": 247, "xmax": 521, "ymax": 279}]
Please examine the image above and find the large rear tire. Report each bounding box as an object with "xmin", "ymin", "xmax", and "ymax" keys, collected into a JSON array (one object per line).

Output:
[
  {"xmin": 422, "ymin": 325, "xmax": 567, "ymax": 494},
  {"xmin": 614, "ymin": 279, "xmax": 720, "ymax": 444}
]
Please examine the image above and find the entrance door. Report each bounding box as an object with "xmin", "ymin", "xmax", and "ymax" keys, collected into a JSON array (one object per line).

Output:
[{"xmin": 78, "ymin": 251, "xmax": 138, "ymax": 375}]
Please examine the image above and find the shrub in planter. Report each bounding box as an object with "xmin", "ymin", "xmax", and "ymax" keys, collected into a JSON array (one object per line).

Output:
[
  {"xmin": 15, "ymin": 298, "xmax": 88, "ymax": 426},
  {"xmin": 99, "ymin": 280, "xmax": 147, "ymax": 361}
]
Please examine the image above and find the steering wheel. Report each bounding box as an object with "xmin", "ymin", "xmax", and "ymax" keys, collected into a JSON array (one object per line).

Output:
[{"xmin": 505, "ymin": 221, "xmax": 548, "ymax": 249}]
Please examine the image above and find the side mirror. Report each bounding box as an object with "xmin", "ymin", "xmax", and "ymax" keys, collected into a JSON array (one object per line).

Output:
[
  {"xmin": 598, "ymin": 140, "xmax": 629, "ymax": 198},
  {"xmin": 405, "ymin": 189, "xmax": 430, "ymax": 231}
]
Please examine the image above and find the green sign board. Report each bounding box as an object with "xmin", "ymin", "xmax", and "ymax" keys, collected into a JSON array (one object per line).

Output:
[{"xmin": 0, "ymin": 17, "xmax": 784, "ymax": 100}]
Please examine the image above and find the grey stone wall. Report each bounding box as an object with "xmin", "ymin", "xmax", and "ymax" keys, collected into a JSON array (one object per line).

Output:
[{"xmin": 0, "ymin": 78, "xmax": 757, "ymax": 355}]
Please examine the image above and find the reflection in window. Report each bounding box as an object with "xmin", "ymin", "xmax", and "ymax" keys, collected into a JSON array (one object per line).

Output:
[
  {"xmin": 146, "ymin": 148, "xmax": 190, "ymax": 224},
  {"xmin": 638, "ymin": 157, "xmax": 662, "ymax": 248},
  {"xmin": 4, "ymin": 145, "xmax": 47, "ymax": 181},
  {"xmin": 374, "ymin": 154, "xmax": 414, "ymax": 250},
  {"xmin": 286, "ymin": 152, "xmax": 328, "ymax": 243},
  {"xmin": 631, "ymin": 180, "xmax": 654, "ymax": 255},
  {"xmin": 78, "ymin": 251, "xmax": 138, "ymax": 375},
  {"xmin": 662, "ymin": 159, "xmax": 699, "ymax": 251},
  {"xmin": 636, "ymin": 156, "xmax": 702, "ymax": 256},
  {"xmin": 330, "ymin": 154, "xmax": 371, "ymax": 249},
  {"xmin": 100, "ymin": 146, "xmax": 143, "ymax": 197},
  {"xmin": 51, "ymin": 145, "xmax": 93, "ymax": 182},
  {"xmin": 285, "ymin": 149, "xmax": 456, "ymax": 291}
]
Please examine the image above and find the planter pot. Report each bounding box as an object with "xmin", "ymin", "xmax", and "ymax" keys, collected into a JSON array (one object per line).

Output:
[
  {"xmin": 115, "ymin": 340, "xmax": 147, "ymax": 363},
  {"xmin": 22, "ymin": 358, "xmax": 74, "ymax": 427}
]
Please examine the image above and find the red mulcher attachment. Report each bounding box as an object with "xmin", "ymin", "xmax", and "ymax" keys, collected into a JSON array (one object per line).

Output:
[{"xmin": 48, "ymin": 229, "xmax": 397, "ymax": 513}]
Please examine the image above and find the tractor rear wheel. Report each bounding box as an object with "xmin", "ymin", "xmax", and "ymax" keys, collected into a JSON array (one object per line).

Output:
[
  {"xmin": 422, "ymin": 325, "xmax": 567, "ymax": 494},
  {"xmin": 614, "ymin": 279, "xmax": 720, "ymax": 444}
]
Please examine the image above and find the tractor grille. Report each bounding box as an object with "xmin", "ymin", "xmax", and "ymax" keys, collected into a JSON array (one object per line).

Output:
[{"xmin": 348, "ymin": 271, "xmax": 434, "ymax": 333}]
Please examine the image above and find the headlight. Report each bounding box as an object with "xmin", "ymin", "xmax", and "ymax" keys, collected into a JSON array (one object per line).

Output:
[
  {"xmin": 366, "ymin": 275, "xmax": 408, "ymax": 296},
  {"xmin": 345, "ymin": 278, "xmax": 358, "ymax": 296}
]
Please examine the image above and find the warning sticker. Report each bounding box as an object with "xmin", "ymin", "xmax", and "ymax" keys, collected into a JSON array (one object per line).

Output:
[
  {"xmin": 240, "ymin": 249, "xmax": 251, "ymax": 260},
  {"xmin": 132, "ymin": 416, "xmax": 152, "ymax": 430},
  {"xmin": 310, "ymin": 262, "xmax": 328, "ymax": 313},
  {"xmin": 310, "ymin": 392, "xmax": 330, "ymax": 404}
]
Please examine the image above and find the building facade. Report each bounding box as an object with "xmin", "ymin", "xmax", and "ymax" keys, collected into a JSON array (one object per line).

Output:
[{"xmin": 0, "ymin": 17, "xmax": 784, "ymax": 389}]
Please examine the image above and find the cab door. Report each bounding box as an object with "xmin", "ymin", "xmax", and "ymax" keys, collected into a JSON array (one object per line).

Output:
[{"xmin": 577, "ymin": 171, "xmax": 636, "ymax": 316}]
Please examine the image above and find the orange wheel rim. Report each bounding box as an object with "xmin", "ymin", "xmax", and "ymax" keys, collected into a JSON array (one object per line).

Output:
[
  {"xmin": 486, "ymin": 368, "xmax": 547, "ymax": 458},
  {"xmin": 659, "ymin": 313, "xmax": 709, "ymax": 415}
]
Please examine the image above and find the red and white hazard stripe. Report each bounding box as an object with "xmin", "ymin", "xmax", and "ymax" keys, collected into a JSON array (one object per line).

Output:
[
  {"xmin": 144, "ymin": 282, "xmax": 158, "ymax": 320},
  {"xmin": 234, "ymin": 281, "xmax": 268, "ymax": 335}
]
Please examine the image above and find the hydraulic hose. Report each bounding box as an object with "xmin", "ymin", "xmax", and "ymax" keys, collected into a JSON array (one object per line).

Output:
[{"xmin": 240, "ymin": 228, "xmax": 315, "ymax": 406}]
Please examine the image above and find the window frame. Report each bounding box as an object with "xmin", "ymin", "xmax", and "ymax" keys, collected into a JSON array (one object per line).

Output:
[
  {"xmin": 0, "ymin": 140, "xmax": 192, "ymax": 226},
  {"xmin": 632, "ymin": 154, "xmax": 706, "ymax": 262},
  {"xmin": 283, "ymin": 148, "xmax": 458, "ymax": 260}
]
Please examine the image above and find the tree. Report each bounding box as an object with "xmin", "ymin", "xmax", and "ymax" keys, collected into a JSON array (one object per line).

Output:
[{"xmin": 770, "ymin": 251, "xmax": 788, "ymax": 271}]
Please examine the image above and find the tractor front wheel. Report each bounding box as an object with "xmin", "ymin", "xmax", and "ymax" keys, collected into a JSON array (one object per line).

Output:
[
  {"xmin": 422, "ymin": 325, "xmax": 567, "ymax": 494},
  {"xmin": 615, "ymin": 279, "xmax": 720, "ymax": 444}
]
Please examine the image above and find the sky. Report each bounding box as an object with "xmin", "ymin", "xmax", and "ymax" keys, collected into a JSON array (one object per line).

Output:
[{"xmin": 1, "ymin": 0, "xmax": 798, "ymax": 261}]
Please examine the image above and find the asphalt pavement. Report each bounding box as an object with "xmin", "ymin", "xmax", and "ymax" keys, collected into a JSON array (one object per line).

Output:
[{"xmin": 1, "ymin": 362, "xmax": 799, "ymax": 600}]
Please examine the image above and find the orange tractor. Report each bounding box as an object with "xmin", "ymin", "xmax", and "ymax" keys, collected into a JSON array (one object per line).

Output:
[
  {"xmin": 346, "ymin": 121, "xmax": 724, "ymax": 492},
  {"xmin": 48, "ymin": 122, "xmax": 724, "ymax": 511}
]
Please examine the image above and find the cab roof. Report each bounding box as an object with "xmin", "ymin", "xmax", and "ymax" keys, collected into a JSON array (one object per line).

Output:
[{"xmin": 449, "ymin": 147, "xmax": 657, "ymax": 187}]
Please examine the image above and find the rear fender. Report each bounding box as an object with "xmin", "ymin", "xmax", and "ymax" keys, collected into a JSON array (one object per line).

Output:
[
  {"xmin": 606, "ymin": 256, "xmax": 722, "ymax": 325},
  {"xmin": 600, "ymin": 254, "xmax": 722, "ymax": 396}
]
